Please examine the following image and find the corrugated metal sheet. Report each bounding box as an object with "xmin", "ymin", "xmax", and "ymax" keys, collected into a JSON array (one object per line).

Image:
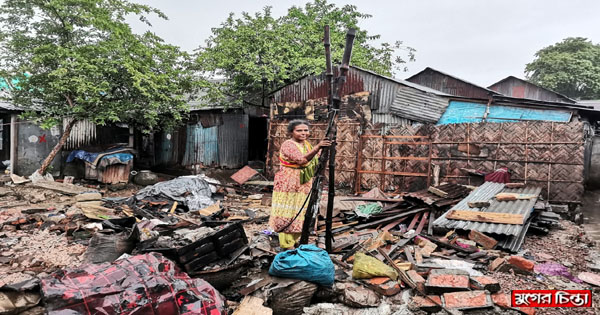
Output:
[
  {"xmin": 388, "ymin": 85, "xmax": 450, "ymax": 123},
  {"xmin": 269, "ymin": 66, "xmax": 449, "ymax": 116},
  {"xmin": 437, "ymin": 101, "xmax": 573, "ymax": 125},
  {"xmin": 406, "ymin": 67, "xmax": 499, "ymax": 99},
  {"xmin": 433, "ymin": 182, "xmax": 541, "ymax": 239},
  {"xmin": 218, "ymin": 114, "xmax": 248, "ymax": 168},
  {"xmin": 497, "ymin": 218, "xmax": 533, "ymax": 252},
  {"xmin": 65, "ymin": 119, "xmax": 96, "ymax": 150},
  {"xmin": 0, "ymin": 101, "xmax": 21, "ymax": 112},
  {"xmin": 404, "ymin": 183, "xmax": 471, "ymax": 206},
  {"xmin": 182, "ymin": 123, "xmax": 219, "ymax": 167},
  {"xmin": 371, "ymin": 113, "xmax": 412, "ymax": 126},
  {"xmin": 98, "ymin": 163, "xmax": 131, "ymax": 184},
  {"xmin": 488, "ymin": 76, "xmax": 576, "ymax": 104}
]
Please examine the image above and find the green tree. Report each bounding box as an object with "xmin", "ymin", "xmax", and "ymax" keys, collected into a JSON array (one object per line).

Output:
[
  {"xmin": 196, "ymin": 0, "xmax": 415, "ymax": 107},
  {"xmin": 0, "ymin": 0, "xmax": 197, "ymax": 174},
  {"xmin": 526, "ymin": 37, "xmax": 600, "ymax": 100}
]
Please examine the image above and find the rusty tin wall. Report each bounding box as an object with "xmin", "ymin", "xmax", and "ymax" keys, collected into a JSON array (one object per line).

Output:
[
  {"xmin": 488, "ymin": 76, "xmax": 575, "ymax": 104},
  {"xmin": 182, "ymin": 113, "xmax": 249, "ymax": 168},
  {"xmin": 269, "ymin": 67, "xmax": 403, "ymax": 114},
  {"xmin": 407, "ymin": 68, "xmax": 494, "ymax": 99},
  {"xmin": 218, "ymin": 113, "xmax": 249, "ymax": 168},
  {"xmin": 97, "ymin": 163, "xmax": 132, "ymax": 184}
]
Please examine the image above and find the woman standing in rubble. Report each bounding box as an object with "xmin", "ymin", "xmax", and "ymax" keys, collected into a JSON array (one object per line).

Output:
[{"xmin": 269, "ymin": 120, "xmax": 331, "ymax": 249}]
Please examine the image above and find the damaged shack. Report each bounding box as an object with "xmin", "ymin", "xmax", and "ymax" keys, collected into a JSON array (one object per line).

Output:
[{"xmin": 267, "ymin": 66, "xmax": 599, "ymax": 205}]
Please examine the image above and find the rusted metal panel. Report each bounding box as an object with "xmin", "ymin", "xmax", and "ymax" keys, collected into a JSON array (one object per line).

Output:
[
  {"xmin": 406, "ymin": 67, "xmax": 497, "ymax": 99},
  {"xmin": 488, "ymin": 76, "xmax": 576, "ymax": 104},
  {"xmin": 97, "ymin": 162, "xmax": 131, "ymax": 184},
  {"xmin": 218, "ymin": 114, "xmax": 248, "ymax": 168},
  {"xmin": 269, "ymin": 66, "xmax": 446, "ymax": 116},
  {"xmin": 403, "ymin": 183, "xmax": 471, "ymax": 206},
  {"xmin": 65, "ymin": 119, "xmax": 96, "ymax": 150}
]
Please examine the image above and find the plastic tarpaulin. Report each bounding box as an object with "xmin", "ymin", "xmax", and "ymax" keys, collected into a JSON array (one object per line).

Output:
[
  {"xmin": 134, "ymin": 176, "xmax": 214, "ymax": 211},
  {"xmin": 437, "ymin": 100, "xmax": 572, "ymax": 125},
  {"xmin": 67, "ymin": 150, "xmax": 133, "ymax": 168},
  {"xmin": 40, "ymin": 252, "xmax": 226, "ymax": 315},
  {"xmin": 269, "ymin": 244, "xmax": 335, "ymax": 286}
]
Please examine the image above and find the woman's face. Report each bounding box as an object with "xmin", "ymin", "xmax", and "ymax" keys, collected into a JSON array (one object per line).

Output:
[{"xmin": 291, "ymin": 124, "xmax": 310, "ymax": 142}]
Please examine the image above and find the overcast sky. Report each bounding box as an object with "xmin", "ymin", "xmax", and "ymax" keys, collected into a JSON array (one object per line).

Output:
[{"xmin": 130, "ymin": 0, "xmax": 600, "ymax": 87}]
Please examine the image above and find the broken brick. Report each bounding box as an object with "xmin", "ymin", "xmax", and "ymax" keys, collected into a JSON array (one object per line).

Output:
[
  {"xmin": 443, "ymin": 290, "xmax": 492, "ymax": 310},
  {"xmin": 489, "ymin": 257, "xmax": 507, "ymax": 271},
  {"xmin": 468, "ymin": 230, "xmax": 498, "ymax": 249},
  {"xmin": 411, "ymin": 295, "xmax": 442, "ymax": 313},
  {"xmin": 470, "ymin": 276, "xmax": 500, "ymax": 293},
  {"xmin": 507, "ymin": 256, "xmax": 534, "ymax": 273},
  {"xmin": 407, "ymin": 270, "xmax": 426, "ymax": 292},
  {"xmin": 371, "ymin": 280, "xmax": 402, "ymax": 296},
  {"xmin": 415, "ymin": 237, "xmax": 437, "ymax": 257},
  {"xmin": 368, "ymin": 277, "xmax": 391, "ymax": 285},
  {"xmin": 491, "ymin": 293, "xmax": 510, "ymax": 308},
  {"xmin": 426, "ymin": 272, "xmax": 470, "ymax": 294}
]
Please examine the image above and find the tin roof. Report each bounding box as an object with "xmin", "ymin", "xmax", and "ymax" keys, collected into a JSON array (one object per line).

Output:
[
  {"xmin": 406, "ymin": 67, "xmax": 501, "ymax": 97},
  {"xmin": 433, "ymin": 182, "xmax": 541, "ymax": 242},
  {"xmin": 268, "ymin": 66, "xmax": 450, "ymax": 121},
  {"xmin": 488, "ymin": 76, "xmax": 577, "ymax": 104}
]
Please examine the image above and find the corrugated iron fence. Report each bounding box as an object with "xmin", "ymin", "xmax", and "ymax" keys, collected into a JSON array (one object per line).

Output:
[
  {"xmin": 183, "ymin": 114, "xmax": 249, "ymax": 169},
  {"xmin": 268, "ymin": 120, "xmax": 587, "ymax": 203}
]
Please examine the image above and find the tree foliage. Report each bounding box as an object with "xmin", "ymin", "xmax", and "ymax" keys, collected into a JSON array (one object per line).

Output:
[
  {"xmin": 0, "ymin": 0, "xmax": 197, "ymax": 131},
  {"xmin": 196, "ymin": 0, "xmax": 415, "ymax": 106},
  {"xmin": 526, "ymin": 37, "xmax": 600, "ymax": 100}
]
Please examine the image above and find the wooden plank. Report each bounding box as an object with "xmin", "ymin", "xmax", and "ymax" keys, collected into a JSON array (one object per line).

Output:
[
  {"xmin": 415, "ymin": 212, "xmax": 430, "ymax": 235},
  {"xmin": 495, "ymin": 193, "xmax": 537, "ymax": 201},
  {"xmin": 382, "ymin": 217, "xmax": 408, "ymax": 231},
  {"xmin": 446, "ymin": 210, "xmax": 525, "ymax": 225},
  {"xmin": 428, "ymin": 186, "xmax": 448, "ymax": 197},
  {"xmin": 353, "ymin": 208, "xmax": 427, "ymax": 230},
  {"xmin": 427, "ymin": 211, "xmax": 435, "ymax": 235},
  {"xmin": 404, "ymin": 247, "xmax": 415, "ymax": 265},
  {"xmin": 32, "ymin": 181, "xmax": 92, "ymax": 195},
  {"xmin": 384, "ymin": 141, "xmax": 430, "ymax": 145},
  {"xmin": 357, "ymin": 170, "xmax": 429, "ymax": 177},
  {"xmin": 468, "ymin": 201, "xmax": 491, "ymax": 208},
  {"xmin": 407, "ymin": 212, "xmax": 422, "ymax": 230}
]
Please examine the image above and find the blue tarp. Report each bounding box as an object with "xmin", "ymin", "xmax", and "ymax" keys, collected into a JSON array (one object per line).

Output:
[
  {"xmin": 437, "ymin": 100, "xmax": 572, "ymax": 125},
  {"xmin": 66, "ymin": 150, "xmax": 98, "ymax": 163},
  {"xmin": 67, "ymin": 149, "xmax": 133, "ymax": 166},
  {"xmin": 269, "ymin": 244, "xmax": 335, "ymax": 286}
]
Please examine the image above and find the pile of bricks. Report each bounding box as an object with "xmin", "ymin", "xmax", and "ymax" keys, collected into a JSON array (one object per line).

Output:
[{"xmin": 409, "ymin": 265, "xmax": 536, "ymax": 314}]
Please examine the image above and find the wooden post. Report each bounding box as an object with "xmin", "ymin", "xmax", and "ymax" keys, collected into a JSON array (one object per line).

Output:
[{"xmin": 9, "ymin": 114, "xmax": 17, "ymax": 174}]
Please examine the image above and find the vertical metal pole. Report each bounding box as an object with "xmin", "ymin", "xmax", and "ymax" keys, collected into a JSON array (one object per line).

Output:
[
  {"xmin": 9, "ymin": 114, "xmax": 17, "ymax": 174},
  {"xmin": 300, "ymin": 28, "xmax": 355, "ymax": 246},
  {"xmin": 325, "ymin": 28, "xmax": 355, "ymax": 252},
  {"xmin": 324, "ymin": 26, "xmax": 335, "ymax": 252}
]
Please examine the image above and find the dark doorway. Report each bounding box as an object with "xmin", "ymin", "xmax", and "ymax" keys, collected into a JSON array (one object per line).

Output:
[
  {"xmin": 248, "ymin": 117, "xmax": 268, "ymax": 163},
  {"xmin": 0, "ymin": 114, "xmax": 11, "ymax": 163}
]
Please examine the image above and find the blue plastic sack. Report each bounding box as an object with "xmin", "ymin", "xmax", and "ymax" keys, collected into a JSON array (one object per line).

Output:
[{"xmin": 268, "ymin": 244, "xmax": 335, "ymax": 286}]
